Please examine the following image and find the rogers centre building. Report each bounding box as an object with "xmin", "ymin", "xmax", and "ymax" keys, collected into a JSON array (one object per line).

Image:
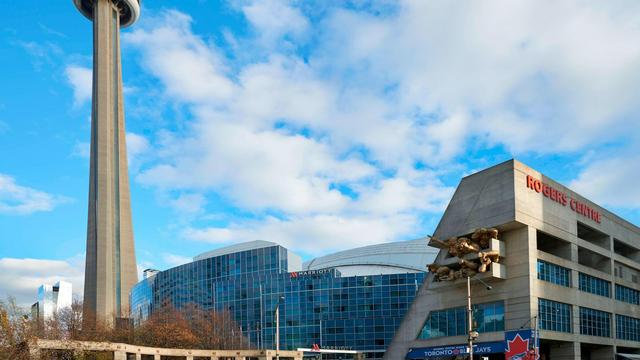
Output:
[{"xmin": 385, "ymin": 160, "xmax": 640, "ymax": 360}]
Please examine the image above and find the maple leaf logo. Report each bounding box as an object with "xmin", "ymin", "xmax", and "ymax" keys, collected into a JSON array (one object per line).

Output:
[{"xmin": 505, "ymin": 334, "xmax": 529, "ymax": 360}]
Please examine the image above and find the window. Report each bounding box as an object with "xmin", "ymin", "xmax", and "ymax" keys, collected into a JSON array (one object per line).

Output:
[
  {"xmin": 578, "ymin": 273, "xmax": 610, "ymax": 297},
  {"xmin": 538, "ymin": 298, "xmax": 572, "ymax": 333},
  {"xmin": 616, "ymin": 314, "xmax": 640, "ymax": 342},
  {"xmin": 474, "ymin": 301, "xmax": 505, "ymax": 333},
  {"xmin": 615, "ymin": 284, "xmax": 640, "ymax": 305},
  {"xmin": 418, "ymin": 301, "xmax": 505, "ymax": 339},
  {"xmin": 579, "ymin": 307, "xmax": 611, "ymax": 337},
  {"xmin": 537, "ymin": 260, "xmax": 571, "ymax": 287}
]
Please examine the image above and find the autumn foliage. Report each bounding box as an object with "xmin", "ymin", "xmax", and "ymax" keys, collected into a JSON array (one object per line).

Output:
[{"xmin": 0, "ymin": 297, "xmax": 251, "ymax": 359}]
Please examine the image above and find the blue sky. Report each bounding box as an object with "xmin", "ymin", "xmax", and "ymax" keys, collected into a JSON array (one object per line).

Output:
[{"xmin": 1, "ymin": 0, "xmax": 639, "ymax": 303}]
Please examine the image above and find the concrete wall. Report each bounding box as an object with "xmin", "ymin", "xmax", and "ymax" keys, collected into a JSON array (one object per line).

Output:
[{"xmin": 32, "ymin": 339, "xmax": 304, "ymax": 360}]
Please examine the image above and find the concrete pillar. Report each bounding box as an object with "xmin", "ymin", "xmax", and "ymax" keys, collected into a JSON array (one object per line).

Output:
[
  {"xmin": 154, "ymin": 355, "xmax": 161, "ymax": 360},
  {"xmin": 570, "ymin": 243, "xmax": 579, "ymax": 263},
  {"xmin": 549, "ymin": 341, "xmax": 580, "ymax": 360},
  {"xmin": 136, "ymin": 354, "xmax": 141, "ymax": 360},
  {"xmin": 187, "ymin": 356, "xmax": 194, "ymax": 360},
  {"xmin": 114, "ymin": 351, "xmax": 127, "ymax": 360}
]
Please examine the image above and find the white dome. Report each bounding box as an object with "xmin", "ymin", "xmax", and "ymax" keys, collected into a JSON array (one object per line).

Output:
[{"xmin": 303, "ymin": 238, "xmax": 437, "ymax": 276}]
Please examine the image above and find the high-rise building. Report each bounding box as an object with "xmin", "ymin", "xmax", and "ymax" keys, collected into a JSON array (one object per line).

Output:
[
  {"xmin": 72, "ymin": 0, "xmax": 140, "ymax": 324},
  {"xmin": 130, "ymin": 240, "xmax": 437, "ymax": 359},
  {"xmin": 31, "ymin": 281, "xmax": 73, "ymax": 326}
]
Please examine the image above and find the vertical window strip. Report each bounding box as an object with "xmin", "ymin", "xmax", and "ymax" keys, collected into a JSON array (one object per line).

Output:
[
  {"xmin": 616, "ymin": 314, "xmax": 640, "ymax": 342},
  {"xmin": 417, "ymin": 301, "xmax": 505, "ymax": 339},
  {"xmin": 537, "ymin": 260, "xmax": 571, "ymax": 287},
  {"xmin": 538, "ymin": 298, "xmax": 572, "ymax": 333},
  {"xmin": 615, "ymin": 284, "xmax": 640, "ymax": 305},
  {"xmin": 578, "ymin": 273, "xmax": 611, "ymax": 297},
  {"xmin": 579, "ymin": 307, "xmax": 611, "ymax": 337}
]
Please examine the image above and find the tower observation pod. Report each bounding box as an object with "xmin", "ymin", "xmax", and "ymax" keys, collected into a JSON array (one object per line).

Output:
[{"xmin": 72, "ymin": 0, "xmax": 140, "ymax": 327}]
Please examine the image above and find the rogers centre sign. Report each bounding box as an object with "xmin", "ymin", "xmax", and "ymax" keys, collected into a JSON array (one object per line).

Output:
[{"xmin": 526, "ymin": 175, "xmax": 601, "ymax": 223}]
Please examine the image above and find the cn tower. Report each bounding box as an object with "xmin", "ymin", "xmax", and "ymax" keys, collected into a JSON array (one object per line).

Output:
[{"xmin": 73, "ymin": 0, "xmax": 139, "ymax": 326}]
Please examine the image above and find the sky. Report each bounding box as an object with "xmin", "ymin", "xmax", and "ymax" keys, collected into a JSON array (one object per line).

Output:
[{"xmin": 1, "ymin": 0, "xmax": 640, "ymax": 305}]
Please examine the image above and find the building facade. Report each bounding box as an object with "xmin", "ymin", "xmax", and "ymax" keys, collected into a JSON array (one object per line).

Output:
[
  {"xmin": 130, "ymin": 240, "xmax": 436, "ymax": 358},
  {"xmin": 72, "ymin": 0, "xmax": 140, "ymax": 324},
  {"xmin": 385, "ymin": 160, "xmax": 640, "ymax": 360},
  {"xmin": 31, "ymin": 281, "xmax": 73, "ymax": 325}
]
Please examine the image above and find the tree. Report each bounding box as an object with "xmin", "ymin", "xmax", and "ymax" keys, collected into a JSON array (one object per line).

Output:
[
  {"xmin": 0, "ymin": 297, "xmax": 35, "ymax": 360},
  {"xmin": 134, "ymin": 304, "xmax": 199, "ymax": 348},
  {"xmin": 182, "ymin": 304, "xmax": 251, "ymax": 350},
  {"xmin": 0, "ymin": 296, "xmax": 253, "ymax": 359}
]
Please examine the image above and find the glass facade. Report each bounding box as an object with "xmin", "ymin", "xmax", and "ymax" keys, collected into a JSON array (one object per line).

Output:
[
  {"xmin": 616, "ymin": 284, "xmax": 640, "ymax": 305},
  {"xmin": 130, "ymin": 244, "xmax": 425, "ymax": 357},
  {"xmin": 538, "ymin": 298, "xmax": 572, "ymax": 333},
  {"xmin": 616, "ymin": 314, "xmax": 640, "ymax": 342},
  {"xmin": 417, "ymin": 301, "xmax": 505, "ymax": 339},
  {"xmin": 578, "ymin": 273, "xmax": 610, "ymax": 298},
  {"xmin": 537, "ymin": 260, "xmax": 571, "ymax": 287},
  {"xmin": 579, "ymin": 307, "xmax": 611, "ymax": 338}
]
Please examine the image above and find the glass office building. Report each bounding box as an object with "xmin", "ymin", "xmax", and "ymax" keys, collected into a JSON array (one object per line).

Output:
[{"xmin": 130, "ymin": 239, "xmax": 436, "ymax": 358}]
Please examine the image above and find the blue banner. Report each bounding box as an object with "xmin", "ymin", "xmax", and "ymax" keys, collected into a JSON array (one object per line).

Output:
[{"xmin": 406, "ymin": 341, "xmax": 505, "ymax": 359}]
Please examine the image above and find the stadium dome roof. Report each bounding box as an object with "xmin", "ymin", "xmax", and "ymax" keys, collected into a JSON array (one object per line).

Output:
[{"xmin": 303, "ymin": 238, "xmax": 436, "ymax": 276}]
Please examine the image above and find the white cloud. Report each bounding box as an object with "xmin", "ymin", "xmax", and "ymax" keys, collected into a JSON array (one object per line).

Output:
[
  {"xmin": 136, "ymin": 121, "xmax": 375, "ymax": 214},
  {"xmin": 161, "ymin": 253, "xmax": 192, "ymax": 267},
  {"xmin": 183, "ymin": 227, "xmax": 233, "ymax": 243},
  {"xmin": 64, "ymin": 65, "xmax": 92, "ymax": 107},
  {"xmin": 0, "ymin": 256, "xmax": 84, "ymax": 306},
  {"xmin": 123, "ymin": 3, "xmax": 640, "ymax": 253},
  {"xmin": 125, "ymin": 132, "xmax": 150, "ymax": 172},
  {"xmin": 570, "ymin": 154, "xmax": 640, "ymax": 208},
  {"xmin": 182, "ymin": 213, "xmax": 419, "ymax": 255},
  {"xmin": 168, "ymin": 193, "xmax": 206, "ymax": 214},
  {"xmin": 241, "ymin": 0, "xmax": 310, "ymax": 48},
  {"xmin": 316, "ymin": 1, "xmax": 640, "ymax": 154},
  {"xmin": 354, "ymin": 177, "xmax": 453, "ymax": 216},
  {"xmin": 0, "ymin": 174, "xmax": 70, "ymax": 215},
  {"xmin": 124, "ymin": 11, "xmax": 235, "ymax": 104}
]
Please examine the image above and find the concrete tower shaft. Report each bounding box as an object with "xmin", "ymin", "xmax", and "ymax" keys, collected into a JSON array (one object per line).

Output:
[{"xmin": 75, "ymin": 0, "xmax": 138, "ymax": 326}]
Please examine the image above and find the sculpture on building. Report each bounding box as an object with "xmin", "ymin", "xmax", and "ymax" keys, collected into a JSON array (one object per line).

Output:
[{"xmin": 428, "ymin": 227, "xmax": 501, "ymax": 281}]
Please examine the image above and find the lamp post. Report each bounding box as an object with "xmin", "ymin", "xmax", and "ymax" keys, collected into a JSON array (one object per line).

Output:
[
  {"xmin": 467, "ymin": 276, "xmax": 493, "ymax": 360},
  {"xmin": 275, "ymin": 295, "xmax": 285, "ymax": 360},
  {"xmin": 518, "ymin": 314, "xmax": 540, "ymax": 359}
]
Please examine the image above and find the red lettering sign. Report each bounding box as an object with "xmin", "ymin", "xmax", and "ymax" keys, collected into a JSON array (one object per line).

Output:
[{"xmin": 525, "ymin": 175, "xmax": 601, "ymax": 224}]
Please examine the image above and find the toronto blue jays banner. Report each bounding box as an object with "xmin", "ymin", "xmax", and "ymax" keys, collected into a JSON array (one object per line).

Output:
[
  {"xmin": 405, "ymin": 341, "xmax": 505, "ymax": 359},
  {"xmin": 504, "ymin": 329, "xmax": 539, "ymax": 360}
]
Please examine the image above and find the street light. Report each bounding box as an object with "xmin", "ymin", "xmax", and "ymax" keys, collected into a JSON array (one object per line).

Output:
[
  {"xmin": 467, "ymin": 276, "xmax": 492, "ymax": 360},
  {"xmin": 275, "ymin": 295, "xmax": 285, "ymax": 360},
  {"xmin": 519, "ymin": 314, "xmax": 540, "ymax": 359}
]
